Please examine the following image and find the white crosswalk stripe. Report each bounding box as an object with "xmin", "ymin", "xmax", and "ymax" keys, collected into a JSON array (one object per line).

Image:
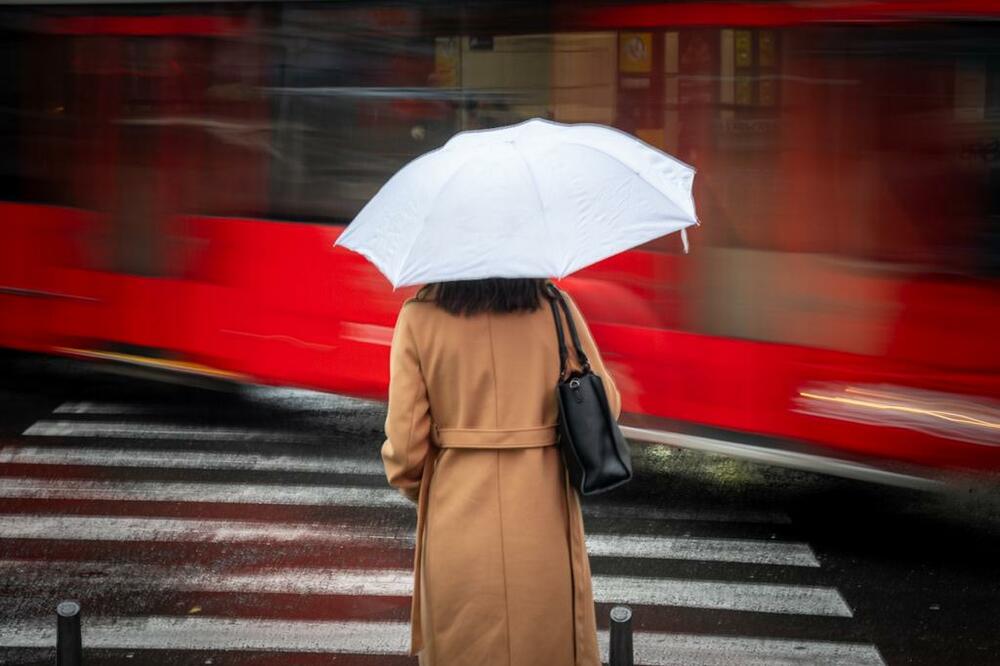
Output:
[
  {"xmin": 586, "ymin": 533, "xmax": 818, "ymax": 567},
  {"xmin": 0, "ymin": 476, "xmax": 412, "ymax": 508},
  {"xmin": 23, "ymin": 419, "xmax": 317, "ymax": 442},
  {"xmin": 0, "ymin": 402, "xmax": 885, "ymax": 665},
  {"xmin": 0, "ymin": 560, "xmax": 850, "ymax": 616},
  {"xmin": 0, "ymin": 617, "xmax": 885, "ymax": 665},
  {"xmin": 0, "ymin": 513, "xmax": 812, "ymax": 567},
  {"xmin": 1, "ymin": 443, "xmax": 387, "ymax": 476},
  {"xmin": 54, "ymin": 401, "xmax": 191, "ymax": 415},
  {"xmin": 0, "ymin": 469, "xmax": 792, "ymax": 524},
  {"xmin": 620, "ymin": 632, "xmax": 885, "ymax": 666}
]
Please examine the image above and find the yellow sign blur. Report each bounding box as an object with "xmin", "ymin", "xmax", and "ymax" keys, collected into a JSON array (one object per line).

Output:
[
  {"xmin": 434, "ymin": 37, "xmax": 460, "ymax": 86},
  {"xmin": 619, "ymin": 32, "xmax": 652, "ymax": 74}
]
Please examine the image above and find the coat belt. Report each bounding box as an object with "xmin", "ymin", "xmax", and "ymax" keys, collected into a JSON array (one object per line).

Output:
[{"xmin": 432, "ymin": 424, "xmax": 558, "ymax": 448}]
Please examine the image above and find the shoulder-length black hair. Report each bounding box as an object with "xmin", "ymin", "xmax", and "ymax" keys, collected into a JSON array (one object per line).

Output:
[{"xmin": 417, "ymin": 278, "xmax": 546, "ymax": 316}]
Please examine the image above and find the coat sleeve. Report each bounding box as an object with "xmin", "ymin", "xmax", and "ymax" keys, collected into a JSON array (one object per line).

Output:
[
  {"xmin": 381, "ymin": 305, "xmax": 432, "ymax": 503},
  {"xmin": 564, "ymin": 294, "xmax": 622, "ymax": 419}
]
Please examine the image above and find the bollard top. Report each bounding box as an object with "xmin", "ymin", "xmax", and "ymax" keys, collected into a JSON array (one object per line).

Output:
[
  {"xmin": 609, "ymin": 606, "xmax": 632, "ymax": 623},
  {"xmin": 56, "ymin": 600, "xmax": 81, "ymax": 617}
]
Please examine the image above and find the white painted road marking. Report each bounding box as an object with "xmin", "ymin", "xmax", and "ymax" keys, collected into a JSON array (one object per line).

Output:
[
  {"xmin": 587, "ymin": 533, "xmax": 819, "ymax": 567},
  {"xmin": 0, "ymin": 560, "xmax": 850, "ymax": 616},
  {"xmin": 0, "ymin": 446, "xmax": 791, "ymax": 524},
  {"xmin": 0, "ymin": 445, "xmax": 386, "ymax": 476},
  {"xmin": 55, "ymin": 402, "xmax": 176, "ymax": 415},
  {"xmin": 53, "ymin": 392, "xmax": 377, "ymax": 415},
  {"xmin": 0, "ymin": 514, "xmax": 814, "ymax": 566},
  {"xmin": 617, "ymin": 631, "xmax": 885, "ymax": 666},
  {"xmin": 0, "ymin": 514, "xmax": 412, "ymax": 544},
  {"xmin": 0, "ymin": 476, "xmax": 791, "ymax": 524},
  {"xmin": 23, "ymin": 420, "xmax": 316, "ymax": 443},
  {"xmin": 0, "ymin": 398, "xmax": 884, "ymax": 662},
  {"xmin": 0, "ymin": 477, "xmax": 411, "ymax": 508},
  {"xmin": 595, "ymin": 574, "xmax": 850, "ymax": 616},
  {"xmin": 0, "ymin": 617, "xmax": 885, "ymax": 664},
  {"xmin": 0, "ymin": 617, "xmax": 408, "ymax": 654}
]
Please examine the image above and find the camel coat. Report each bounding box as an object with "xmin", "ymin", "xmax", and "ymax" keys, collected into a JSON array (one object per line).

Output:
[{"xmin": 381, "ymin": 289, "xmax": 621, "ymax": 666}]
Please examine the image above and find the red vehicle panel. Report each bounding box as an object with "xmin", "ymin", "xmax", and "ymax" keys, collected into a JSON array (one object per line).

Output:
[{"xmin": 0, "ymin": 2, "xmax": 997, "ymax": 476}]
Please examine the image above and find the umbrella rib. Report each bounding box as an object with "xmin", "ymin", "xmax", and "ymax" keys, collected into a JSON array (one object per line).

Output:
[
  {"xmin": 564, "ymin": 120, "xmax": 697, "ymax": 171},
  {"xmin": 555, "ymin": 141, "xmax": 698, "ymax": 261},
  {"xmin": 390, "ymin": 150, "xmax": 488, "ymax": 286},
  {"xmin": 510, "ymin": 141, "xmax": 563, "ymax": 277},
  {"xmin": 558, "ymin": 140, "xmax": 696, "ymax": 221},
  {"xmin": 547, "ymin": 141, "xmax": 696, "ymax": 266}
]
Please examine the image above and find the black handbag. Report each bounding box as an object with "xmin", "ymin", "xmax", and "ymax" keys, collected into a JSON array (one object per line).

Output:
[{"xmin": 546, "ymin": 284, "xmax": 632, "ymax": 496}]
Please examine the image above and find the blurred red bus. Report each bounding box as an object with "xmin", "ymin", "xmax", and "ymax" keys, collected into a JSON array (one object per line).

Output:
[{"xmin": 0, "ymin": 1, "xmax": 997, "ymax": 484}]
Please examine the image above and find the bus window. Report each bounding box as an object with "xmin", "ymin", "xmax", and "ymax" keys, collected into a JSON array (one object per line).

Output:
[{"xmin": 265, "ymin": 8, "xmax": 446, "ymax": 223}]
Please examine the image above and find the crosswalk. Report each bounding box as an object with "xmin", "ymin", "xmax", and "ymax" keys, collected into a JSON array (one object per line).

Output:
[
  {"xmin": 0, "ymin": 393, "xmax": 886, "ymax": 665},
  {"xmin": 2, "ymin": 617, "xmax": 887, "ymax": 665}
]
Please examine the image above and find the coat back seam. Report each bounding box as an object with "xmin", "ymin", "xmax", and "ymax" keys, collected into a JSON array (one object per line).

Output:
[
  {"xmin": 495, "ymin": 449, "xmax": 513, "ymax": 666},
  {"xmin": 485, "ymin": 312, "xmax": 500, "ymax": 428}
]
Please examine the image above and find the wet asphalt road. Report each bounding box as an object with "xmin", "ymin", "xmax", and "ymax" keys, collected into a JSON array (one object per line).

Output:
[{"xmin": 0, "ymin": 352, "xmax": 998, "ymax": 665}]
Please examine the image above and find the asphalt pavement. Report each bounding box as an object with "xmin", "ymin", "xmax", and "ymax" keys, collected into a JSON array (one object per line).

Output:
[{"xmin": 0, "ymin": 352, "xmax": 998, "ymax": 665}]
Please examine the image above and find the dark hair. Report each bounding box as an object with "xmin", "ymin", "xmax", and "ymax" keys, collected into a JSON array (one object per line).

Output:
[{"xmin": 418, "ymin": 278, "xmax": 546, "ymax": 316}]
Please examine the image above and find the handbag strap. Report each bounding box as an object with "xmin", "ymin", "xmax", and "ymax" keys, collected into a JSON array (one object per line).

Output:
[
  {"xmin": 548, "ymin": 289, "xmax": 569, "ymax": 379},
  {"xmin": 545, "ymin": 283, "xmax": 591, "ymax": 379}
]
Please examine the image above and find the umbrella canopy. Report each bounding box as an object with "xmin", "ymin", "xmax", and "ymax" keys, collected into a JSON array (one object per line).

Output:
[{"xmin": 335, "ymin": 118, "xmax": 697, "ymax": 288}]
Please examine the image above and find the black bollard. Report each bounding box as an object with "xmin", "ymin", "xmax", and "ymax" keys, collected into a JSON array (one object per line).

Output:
[
  {"xmin": 56, "ymin": 600, "xmax": 82, "ymax": 666},
  {"xmin": 608, "ymin": 605, "xmax": 633, "ymax": 666}
]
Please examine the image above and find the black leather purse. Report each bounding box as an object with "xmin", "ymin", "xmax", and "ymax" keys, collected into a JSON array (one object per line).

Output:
[{"xmin": 546, "ymin": 284, "xmax": 632, "ymax": 496}]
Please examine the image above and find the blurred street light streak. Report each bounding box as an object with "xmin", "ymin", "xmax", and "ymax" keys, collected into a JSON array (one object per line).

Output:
[
  {"xmin": 801, "ymin": 392, "xmax": 999, "ymax": 430},
  {"xmin": 797, "ymin": 383, "xmax": 1000, "ymax": 446}
]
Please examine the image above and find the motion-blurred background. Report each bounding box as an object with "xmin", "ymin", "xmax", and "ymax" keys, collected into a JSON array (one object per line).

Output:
[{"xmin": 0, "ymin": 0, "xmax": 997, "ymax": 476}]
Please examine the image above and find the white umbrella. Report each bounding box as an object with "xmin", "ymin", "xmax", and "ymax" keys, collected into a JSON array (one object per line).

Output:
[{"xmin": 335, "ymin": 118, "xmax": 697, "ymax": 288}]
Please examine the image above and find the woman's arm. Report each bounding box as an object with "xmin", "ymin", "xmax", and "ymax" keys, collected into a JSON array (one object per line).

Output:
[
  {"xmin": 381, "ymin": 305, "xmax": 432, "ymax": 502},
  {"xmin": 564, "ymin": 294, "xmax": 622, "ymax": 419}
]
